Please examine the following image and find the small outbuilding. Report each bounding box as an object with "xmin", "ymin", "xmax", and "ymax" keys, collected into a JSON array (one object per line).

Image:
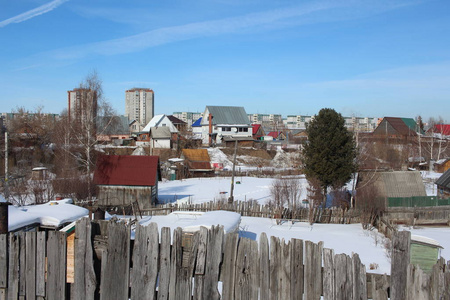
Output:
[
  {"xmin": 410, "ymin": 235, "xmax": 443, "ymax": 273},
  {"xmin": 435, "ymin": 168, "xmax": 450, "ymax": 199},
  {"xmin": 94, "ymin": 155, "xmax": 161, "ymax": 210}
]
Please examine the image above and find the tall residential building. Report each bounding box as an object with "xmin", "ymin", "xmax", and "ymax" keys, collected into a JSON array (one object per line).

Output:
[
  {"xmin": 172, "ymin": 111, "xmax": 203, "ymax": 127},
  {"xmin": 67, "ymin": 88, "xmax": 97, "ymax": 125},
  {"xmin": 125, "ymin": 88, "xmax": 154, "ymax": 126}
]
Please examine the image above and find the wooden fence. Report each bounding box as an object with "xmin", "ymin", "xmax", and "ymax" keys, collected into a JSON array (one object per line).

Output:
[
  {"xmin": 0, "ymin": 219, "xmax": 449, "ymax": 300},
  {"xmin": 138, "ymin": 200, "xmax": 361, "ymax": 224}
]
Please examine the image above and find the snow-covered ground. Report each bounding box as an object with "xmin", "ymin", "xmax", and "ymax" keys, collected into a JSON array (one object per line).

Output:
[{"xmin": 156, "ymin": 173, "xmax": 449, "ymax": 275}]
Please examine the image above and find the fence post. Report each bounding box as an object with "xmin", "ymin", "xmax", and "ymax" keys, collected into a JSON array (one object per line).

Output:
[
  {"xmin": 390, "ymin": 231, "xmax": 410, "ymax": 300},
  {"xmin": 0, "ymin": 234, "xmax": 7, "ymax": 299}
]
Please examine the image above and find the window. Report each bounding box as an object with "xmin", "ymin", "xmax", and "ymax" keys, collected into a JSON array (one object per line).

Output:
[
  {"xmin": 238, "ymin": 127, "xmax": 248, "ymax": 132},
  {"xmin": 222, "ymin": 127, "xmax": 231, "ymax": 132}
]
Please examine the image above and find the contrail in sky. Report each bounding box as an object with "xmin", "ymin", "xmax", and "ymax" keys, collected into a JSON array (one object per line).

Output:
[{"xmin": 0, "ymin": 0, "xmax": 69, "ymax": 28}]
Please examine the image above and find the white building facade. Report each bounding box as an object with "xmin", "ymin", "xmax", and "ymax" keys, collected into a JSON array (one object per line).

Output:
[{"xmin": 125, "ymin": 88, "xmax": 154, "ymax": 127}]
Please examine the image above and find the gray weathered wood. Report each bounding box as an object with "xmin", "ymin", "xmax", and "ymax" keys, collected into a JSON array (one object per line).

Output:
[
  {"xmin": 290, "ymin": 238, "xmax": 303, "ymax": 300},
  {"xmin": 74, "ymin": 218, "xmax": 96, "ymax": 300},
  {"xmin": 304, "ymin": 241, "xmax": 323, "ymax": 300},
  {"xmin": 130, "ymin": 222, "xmax": 159, "ymax": 300},
  {"xmin": 279, "ymin": 239, "xmax": 291, "ymax": 300},
  {"xmin": 371, "ymin": 274, "xmax": 388, "ymax": 300},
  {"xmin": 25, "ymin": 232, "xmax": 36, "ymax": 299},
  {"xmin": 99, "ymin": 221, "xmax": 130, "ymax": 300},
  {"xmin": 335, "ymin": 253, "xmax": 351, "ymax": 300},
  {"xmin": 269, "ymin": 236, "xmax": 280, "ymax": 300},
  {"xmin": 323, "ymin": 248, "xmax": 335, "ymax": 300},
  {"xmin": 352, "ymin": 253, "xmax": 367, "ymax": 300},
  {"xmin": 36, "ymin": 231, "xmax": 46, "ymax": 297},
  {"xmin": 202, "ymin": 226, "xmax": 223, "ymax": 300},
  {"xmin": 46, "ymin": 231, "xmax": 67, "ymax": 300},
  {"xmin": 234, "ymin": 237, "xmax": 259, "ymax": 300},
  {"xmin": 158, "ymin": 227, "xmax": 171, "ymax": 300},
  {"xmin": 193, "ymin": 227, "xmax": 208, "ymax": 300},
  {"xmin": 390, "ymin": 231, "xmax": 410, "ymax": 300},
  {"xmin": 168, "ymin": 227, "xmax": 182, "ymax": 300},
  {"xmin": 407, "ymin": 264, "xmax": 431, "ymax": 300},
  {"xmin": 0, "ymin": 234, "xmax": 7, "ymax": 289},
  {"xmin": 8, "ymin": 234, "xmax": 19, "ymax": 300},
  {"xmin": 259, "ymin": 233, "xmax": 270, "ymax": 300},
  {"xmin": 18, "ymin": 233, "xmax": 25, "ymax": 298},
  {"xmin": 221, "ymin": 233, "xmax": 239, "ymax": 300}
]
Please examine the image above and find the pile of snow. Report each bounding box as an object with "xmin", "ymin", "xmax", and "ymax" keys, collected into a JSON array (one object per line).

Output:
[
  {"xmin": 132, "ymin": 146, "xmax": 146, "ymax": 156},
  {"xmin": 207, "ymin": 148, "xmax": 233, "ymax": 169},
  {"xmin": 270, "ymin": 146, "xmax": 300, "ymax": 168},
  {"xmin": 182, "ymin": 211, "xmax": 241, "ymax": 234},
  {"xmin": 8, "ymin": 199, "xmax": 89, "ymax": 231}
]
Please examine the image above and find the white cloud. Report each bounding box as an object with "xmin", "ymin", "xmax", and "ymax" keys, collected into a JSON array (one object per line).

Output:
[{"xmin": 0, "ymin": 0, "xmax": 69, "ymax": 28}]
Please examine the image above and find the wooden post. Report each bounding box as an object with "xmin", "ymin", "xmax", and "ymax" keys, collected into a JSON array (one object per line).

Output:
[
  {"xmin": 158, "ymin": 227, "xmax": 171, "ymax": 300},
  {"xmin": 221, "ymin": 233, "xmax": 239, "ymax": 300},
  {"xmin": 304, "ymin": 241, "xmax": 323, "ymax": 300},
  {"xmin": 46, "ymin": 231, "xmax": 67, "ymax": 300},
  {"xmin": 36, "ymin": 231, "xmax": 46, "ymax": 300},
  {"xmin": 323, "ymin": 248, "xmax": 335, "ymax": 300},
  {"xmin": 259, "ymin": 233, "xmax": 270, "ymax": 300},
  {"xmin": 25, "ymin": 232, "xmax": 36, "ymax": 299},
  {"xmin": 290, "ymin": 238, "xmax": 304, "ymax": 300},
  {"xmin": 390, "ymin": 231, "xmax": 410, "ymax": 300},
  {"xmin": 202, "ymin": 226, "xmax": 223, "ymax": 300},
  {"xmin": 0, "ymin": 234, "xmax": 7, "ymax": 299}
]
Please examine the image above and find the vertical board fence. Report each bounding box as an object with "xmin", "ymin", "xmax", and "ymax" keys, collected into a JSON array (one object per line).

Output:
[{"xmin": 0, "ymin": 219, "xmax": 449, "ymax": 299}]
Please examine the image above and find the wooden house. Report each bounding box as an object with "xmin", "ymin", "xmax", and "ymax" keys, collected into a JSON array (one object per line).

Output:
[
  {"xmin": 267, "ymin": 131, "xmax": 286, "ymax": 140},
  {"xmin": 94, "ymin": 155, "xmax": 161, "ymax": 210},
  {"xmin": 137, "ymin": 114, "xmax": 179, "ymax": 148},
  {"xmin": 251, "ymin": 124, "xmax": 265, "ymax": 140},
  {"xmin": 434, "ymin": 158, "xmax": 450, "ymax": 173},
  {"xmin": 435, "ymin": 168, "xmax": 450, "ymax": 199},
  {"xmin": 372, "ymin": 117, "xmax": 421, "ymax": 140},
  {"xmin": 181, "ymin": 149, "xmax": 214, "ymax": 177}
]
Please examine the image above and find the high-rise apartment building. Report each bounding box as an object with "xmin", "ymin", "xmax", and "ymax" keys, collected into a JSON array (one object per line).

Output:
[
  {"xmin": 125, "ymin": 88, "xmax": 154, "ymax": 126},
  {"xmin": 67, "ymin": 88, "xmax": 97, "ymax": 126}
]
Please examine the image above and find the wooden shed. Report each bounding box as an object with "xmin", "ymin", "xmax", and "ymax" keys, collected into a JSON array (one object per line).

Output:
[
  {"xmin": 410, "ymin": 235, "xmax": 443, "ymax": 273},
  {"xmin": 94, "ymin": 155, "xmax": 161, "ymax": 210}
]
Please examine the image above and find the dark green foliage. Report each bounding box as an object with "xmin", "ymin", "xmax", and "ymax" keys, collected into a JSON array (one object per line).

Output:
[{"xmin": 302, "ymin": 108, "xmax": 357, "ymax": 193}]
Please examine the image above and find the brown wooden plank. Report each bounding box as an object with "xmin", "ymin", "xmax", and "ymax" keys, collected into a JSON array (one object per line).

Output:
[
  {"xmin": 25, "ymin": 232, "xmax": 36, "ymax": 299},
  {"xmin": 202, "ymin": 226, "xmax": 223, "ymax": 300},
  {"xmin": 8, "ymin": 234, "xmax": 19, "ymax": 300},
  {"xmin": 158, "ymin": 227, "xmax": 171, "ymax": 300},
  {"xmin": 73, "ymin": 218, "xmax": 96, "ymax": 300},
  {"xmin": 0, "ymin": 234, "xmax": 7, "ymax": 289},
  {"xmin": 390, "ymin": 231, "xmax": 410, "ymax": 300},
  {"xmin": 46, "ymin": 231, "xmax": 67, "ymax": 300},
  {"xmin": 290, "ymin": 238, "xmax": 304, "ymax": 300},
  {"xmin": 130, "ymin": 222, "xmax": 158, "ymax": 300},
  {"xmin": 322, "ymin": 248, "xmax": 335, "ymax": 300},
  {"xmin": 36, "ymin": 231, "xmax": 46, "ymax": 297},
  {"xmin": 221, "ymin": 233, "xmax": 239, "ymax": 300},
  {"xmin": 99, "ymin": 221, "xmax": 130, "ymax": 300}
]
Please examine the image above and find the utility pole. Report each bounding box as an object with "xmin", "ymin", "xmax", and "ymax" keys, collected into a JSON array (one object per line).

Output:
[
  {"xmin": 4, "ymin": 129, "xmax": 9, "ymax": 198},
  {"xmin": 228, "ymin": 139, "xmax": 238, "ymax": 204}
]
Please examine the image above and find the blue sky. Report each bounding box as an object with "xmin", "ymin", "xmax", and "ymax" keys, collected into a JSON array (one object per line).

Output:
[{"xmin": 0, "ymin": 0, "xmax": 449, "ymax": 122}]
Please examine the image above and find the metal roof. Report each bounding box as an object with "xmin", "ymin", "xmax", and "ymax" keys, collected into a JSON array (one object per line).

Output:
[
  {"xmin": 435, "ymin": 169, "xmax": 450, "ymax": 189},
  {"xmin": 205, "ymin": 106, "xmax": 250, "ymax": 125},
  {"xmin": 150, "ymin": 126, "xmax": 171, "ymax": 139},
  {"xmin": 94, "ymin": 155, "xmax": 160, "ymax": 186}
]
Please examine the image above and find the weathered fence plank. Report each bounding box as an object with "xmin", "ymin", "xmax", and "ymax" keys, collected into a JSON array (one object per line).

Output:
[
  {"xmin": 222, "ymin": 233, "xmax": 239, "ymax": 300},
  {"xmin": 390, "ymin": 231, "xmax": 411, "ymax": 300},
  {"xmin": 158, "ymin": 227, "xmax": 171, "ymax": 300},
  {"xmin": 100, "ymin": 221, "xmax": 130, "ymax": 300},
  {"xmin": 25, "ymin": 232, "xmax": 36, "ymax": 299},
  {"xmin": 35, "ymin": 231, "xmax": 46, "ymax": 298},
  {"xmin": 259, "ymin": 233, "xmax": 270, "ymax": 300},
  {"xmin": 130, "ymin": 222, "xmax": 159, "ymax": 300},
  {"xmin": 290, "ymin": 238, "xmax": 304, "ymax": 300},
  {"xmin": 323, "ymin": 248, "xmax": 335, "ymax": 300},
  {"xmin": 202, "ymin": 226, "xmax": 223, "ymax": 300},
  {"xmin": 8, "ymin": 234, "xmax": 19, "ymax": 300},
  {"xmin": 18, "ymin": 232, "xmax": 25, "ymax": 299},
  {"xmin": 171, "ymin": 227, "xmax": 183, "ymax": 300},
  {"xmin": 0, "ymin": 234, "xmax": 7, "ymax": 289},
  {"xmin": 279, "ymin": 239, "xmax": 291, "ymax": 300},
  {"xmin": 234, "ymin": 237, "xmax": 259, "ymax": 300},
  {"xmin": 193, "ymin": 227, "xmax": 208, "ymax": 300},
  {"xmin": 352, "ymin": 253, "xmax": 367, "ymax": 300},
  {"xmin": 269, "ymin": 236, "xmax": 280, "ymax": 300},
  {"xmin": 74, "ymin": 218, "xmax": 96, "ymax": 300},
  {"xmin": 304, "ymin": 240, "xmax": 323, "ymax": 300},
  {"xmin": 335, "ymin": 253, "xmax": 352, "ymax": 300},
  {"xmin": 407, "ymin": 264, "xmax": 431, "ymax": 300},
  {"xmin": 46, "ymin": 231, "xmax": 66, "ymax": 300}
]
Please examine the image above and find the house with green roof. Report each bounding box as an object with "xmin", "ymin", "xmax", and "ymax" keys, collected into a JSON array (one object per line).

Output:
[{"xmin": 372, "ymin": 117, "xmax": 422, "ymax": 139}]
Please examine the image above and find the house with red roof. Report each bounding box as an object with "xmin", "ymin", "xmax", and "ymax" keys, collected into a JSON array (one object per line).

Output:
[
  {"xmin": 94, "ymin": 155, "xmax": 161, "ymax": 210},
  {"xmin": 428, "ymin": 124, "xmax": 450, "ymax": 137},
  {"xmin": 251, "ymin": 124, "xmax": 265, "ymax": 140},
  {"xmin": 267, "ymin": 131, "xmax": 286, "ymax": 140}
]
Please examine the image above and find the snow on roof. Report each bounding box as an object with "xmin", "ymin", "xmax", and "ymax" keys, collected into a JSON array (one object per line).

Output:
[
  {"xmin": 8, "ymin": 200, "xmax": 89, "ymax": 232},
  {"xmin": 411, "ymin": 234, "xmax": 442, "ymax": 248}
]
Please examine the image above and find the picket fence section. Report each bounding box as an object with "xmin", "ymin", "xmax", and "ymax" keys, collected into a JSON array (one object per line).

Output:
[{"xmin": 0, "ymin": 219, "xmax": 449, "ymax": 300}]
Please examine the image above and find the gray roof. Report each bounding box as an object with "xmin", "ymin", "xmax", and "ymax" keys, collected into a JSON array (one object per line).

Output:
[
  {"xmin": 435, "ymin": 169, "xmax": 450, "ymax": 189},
  {"xmin": 206, "ymin": 106, "xmax": 250, "ymax": 125},
  {"xmin": 374, "ymin": 171, "xmax": 427, "ymax": 198},
  {"xmin": 150, "ymin": 126, "xmax": 171, "ymax": 139}
]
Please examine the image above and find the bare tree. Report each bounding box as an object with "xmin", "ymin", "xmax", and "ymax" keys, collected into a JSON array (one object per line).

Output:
[{"xmin": 306, "ymin": 176, "xmax": 323, "ymax": 225}]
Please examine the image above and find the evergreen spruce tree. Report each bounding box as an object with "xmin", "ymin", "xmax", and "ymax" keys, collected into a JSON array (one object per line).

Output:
[{"xmin": 302, "ymin": 108, "xmax": 357, "ymax": 203}]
